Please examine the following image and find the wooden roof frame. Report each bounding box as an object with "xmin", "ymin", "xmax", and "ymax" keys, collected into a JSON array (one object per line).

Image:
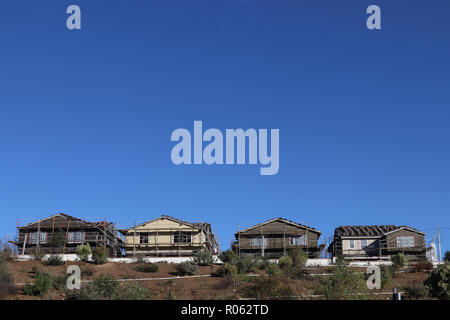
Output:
[
  {"xmin": 384, "ymin": 226, "xmax": 425, "ymax": 236},
  {"xmin": 237, "ymin": 217, "xmax": 321, "ymax": 235}
]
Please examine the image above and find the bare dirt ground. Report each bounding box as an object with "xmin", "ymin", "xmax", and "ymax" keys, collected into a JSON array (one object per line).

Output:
[{"xmin": 2, "ymin": 261, "xmax": 431, "ymax": 300}]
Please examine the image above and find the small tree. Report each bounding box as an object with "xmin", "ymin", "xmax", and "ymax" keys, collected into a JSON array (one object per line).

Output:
[
  {"xmin": 288, "ymin": 248, "xmax": 308, "ymax": 266},
  {"xmin": 286, "ymin": 248, "xmax": 308, "ymax": 279},
  {"xmin": 24, "ymin": 272, "xmax": 53, "ymax": 297},
  {"xmin": 403, "ymin": 283, "xmax": 429, "ymax": 300},
  {"xmin": 92, "ymin": 246, "xmax": 108, "ymax": 265},
  {"xmin": 93, "ymin": 274, "xmax": 120, "ymax": 298},
  {"xmin": 0, "ymin": 258, "xmax": 16, "ymax": 298},
  {"xmin": 216, "ymin": 263, "xmax": 238, "ymax": 278},
  {"xmin": 379, "ymin": 265, "xmax": 393, "ymax": 289},
  {"xmin": 265, "ymin": 262, "xmax": 281, "ymax": 277},
  {"xmin": 219, "ymin": 250, "xmax": 238, "ymax": 264},
  {"xmin": 314, "ymin": 259, "xmax": 366, "ymax": 300},
  {"xmin": 191, "ymin": 250, "xmax": 213, "ymax": 266},
  {"xmin": 424, "ymin": 264, "xmax": 450, "ymax": 300},
  {"xmin": 444, "ymin": 251, "xmax": 450, "ymax": 263},
  {"xmin": 391, "ymin": 253, "xmax": 408, "ymax": 270},
  {"xmin": 76, "ymin": 243, "xmax": 92, "ymax": 262},
  {"xmin": 278, "ymin": 256, "xmax": 293, "ymax": 270},
  {"xmin": 236, "ymin": 256, "xmax": 258, "ymax": 274},
  {"xmin": 49, "ymin": 230, "xmax": 66, "ymax": 252}
]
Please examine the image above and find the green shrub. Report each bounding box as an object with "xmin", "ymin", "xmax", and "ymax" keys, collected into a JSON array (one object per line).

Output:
[
  {"xmin": 46, "ymin": 254, "xmax": 65, "ymax": 266},
  {"xmin": 424, "ymin": 264, "xmax": 450, "ymax": 300},
  {"xmin": 391, "ymin": 253, "xmax": 408, "ymax": 269},
  {"xmin": 31, "ymin": 266, "xmax": 44, "ymax": 274},
  {"xmin": 66, "ymin": 275, "xmax": 122, "ymax": 300},
  {"xmin": 33, "ymin": 252, "xmax": 44, "ymax": 261},
  {"xmin": 76, "ymin": 243, "xmax": 92, "ymax": 262},
  {"xmin": 279, "ymin": 255, "xmax": 293, "ymax": 270},
  {"xmin": 256, "ymin": 256, "xmax": 271, "ymax": 270},
  {"xmin": 135, "ymin": 263, "xmax": 159, "ymax": 273},
  {"xmin": 175, "ymin": 262, "xmax": 198, "ymax": 276},
  {"xmin": 403, "ymin": 283, "xmax": 429, "ymax": 300},
  {"xmin": 444, "ymin": 251, "xmax": 450, "ymax": 262},
  {"xmin": 414, "ymin": 261, "xmax": 433, "ymax": 273},
  {"xmin": 113, "ymin": 283, "xmax": 149, "ymax": 300},
  {"xmin": 278, "ymin": 254, "xmax": 305, "ymax": 279},
  {"xmin": 81, "ymin": 267, "xmax": 95, "ymax": 277},
  {"xmin": 93, "ymin": 274, "xmax": 120, "ymax": 298},
  {"xmin": 0, "ymin": 247, "xmax": 12, "ymax": 262},
  {"xmin": 244, "ymin": 275, "xmax": 293, "ymax": 299},
  {"xmin": 284, "ymin": 248, "xmax": 308, "ymax": 280},
  {"xmin": 92, "ymin": 246, "xmax": 108, "ymax": 265},
  {"xmin": 219, "ymin": 250, "xmax": 238, "ymax": 264},
  {"xmin": 216, "ymin": 263, "xmax": 238, "ymax": 278},
  {"xmin": 334, "ymin": 255, "xmax": 348, "ymax": 266},
  {"xmin": 24, "ymin": 272, "xmax": 53, "ymax": 297},
  {"xmin": 52, "ymin": 274, "xmax": 69, "ymax": 291},
  {"xmin": 288, "ymin": 248, "xmax": 308, "ymax": 266},
  {"xmin": 314, "ymin": 260, "xmax": 366, "ymax": 300},
  {"xmin": 134, "ymin": 253, "xmax": 146, "ymax": 264},
  {"xmin": 191, "ymin": 250, "xmax": 214, "ymax": 266},
  {"xmin": 289, "ymin": 264, "xmax": 306, "ymax": 280},
  {"xmin": 65, "ymin": 284, "xmax": 102, "ymax": 300},
  {"xmin": 166, "ymin": 290, "xmax": 175, "ymax": 300},
  {"xmin": 0, "ymin": 260, "xmax": 16, "ymax": 298},
  {"xmin": 236, "ymin": 256, "xmax": 258, "ymax": 274},
  {"xmin": 265, "ymin": 262, "xmax": 280, "ymax": 277},
  {"xmin": 379, "ymin": 265, "xmax": 393, "ymax": 289}
]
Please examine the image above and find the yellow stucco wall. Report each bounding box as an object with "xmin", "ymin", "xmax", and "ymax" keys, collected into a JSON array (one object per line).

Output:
[{"xmin": 123, "ymin": 218, "xmax": 205, "ymax": 246}]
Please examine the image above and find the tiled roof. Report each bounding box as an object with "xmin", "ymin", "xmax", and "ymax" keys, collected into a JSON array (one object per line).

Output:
[
  {"xmin": 334, "ymin": 225, "xmax": 417, "ymax": 237},
  {"xmin": 19, "ymin": 213, "xmax": 113, "ymax": 228}
]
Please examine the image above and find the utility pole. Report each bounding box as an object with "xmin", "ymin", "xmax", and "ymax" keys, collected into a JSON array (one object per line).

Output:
[
  {"xmin": 437, "ymin": 227, "xmax": 442, "ymax": 262},
  {"xmin": 238, "ymin": 224, "xmax": 240, "ymax": 258}
]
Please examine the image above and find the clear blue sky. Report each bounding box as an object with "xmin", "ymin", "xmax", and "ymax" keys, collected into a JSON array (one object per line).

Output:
[{"xmin": 0, "ymin": 1, "xmax": 449, "ymax": 253}]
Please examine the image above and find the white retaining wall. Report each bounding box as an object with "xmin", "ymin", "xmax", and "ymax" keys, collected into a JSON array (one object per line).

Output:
[
  {"xmin": 13, "ymin": 255, "xmax": 445, "ymax": 267},
  {"xmin": 13, "ymin": 254, "xmax": 222, "ymax": 264}
]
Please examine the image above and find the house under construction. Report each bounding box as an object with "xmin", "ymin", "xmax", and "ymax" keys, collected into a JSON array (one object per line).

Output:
[
  {"xmin": 328, "ymin": 225, "xmax": 427, "ymax": 261},
  {"xmin": 118, "ymin": 215, "xmax": 219, "ymax": 257},
  {"xmin": 232, "ymin": 218, "xmax": 324, "ymax": 258},
  {"xmin": 13, "ymin": 213, "xmax": 122, "ymax": 257}
]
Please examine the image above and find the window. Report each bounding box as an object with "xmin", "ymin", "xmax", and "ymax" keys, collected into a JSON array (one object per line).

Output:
[
  {"xmin": 140, "ymin": 233, "xmax": 150, "ymax": 244},
  {"xmin": 360, "ymin": 239, "xmax": 368, "ymax": 249},
  {"xmin": 250, "ymin": 236, "xmax": 268, "ymax": 247},
  {"xmin": 29, "ymin": 232, "xmax": 47, "ymax": 244},
  {"xmin": 173, "ymin": 232, "xmax": 191, "ymax": 244},
  {"xmin": 397, "ymin": 236, "xmax": 414, "ymax": 248},
  {"xmin": 289, "ymin": 235, "xmax": 307, "ymax": 246},
  {"xmin": 349, "ymin": 239, "xmax": 355, "ymax": 249},
  {"xmin": 68, "ymin": 232, "xmax": 85, "ymax": 243}
]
